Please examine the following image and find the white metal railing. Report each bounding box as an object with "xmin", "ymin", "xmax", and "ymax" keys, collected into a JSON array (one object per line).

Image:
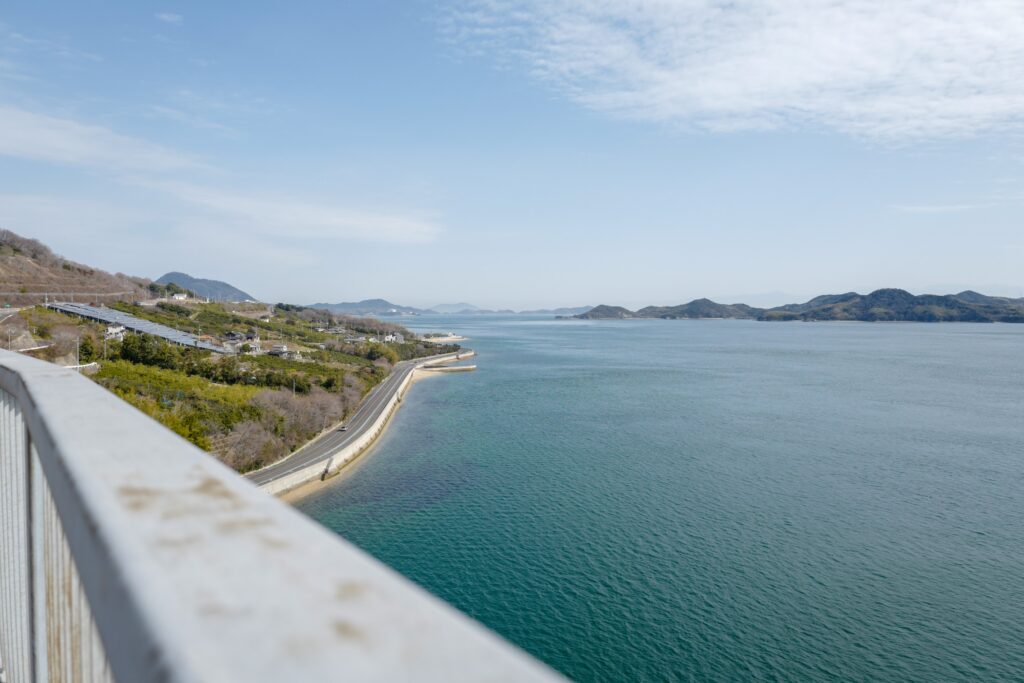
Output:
[{"xmin": 0, "ymin": 350, "xmax": 559, "ymax": 682}]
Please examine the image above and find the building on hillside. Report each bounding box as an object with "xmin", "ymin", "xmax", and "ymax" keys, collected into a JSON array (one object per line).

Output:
[
  {"xmin": 171, "ymin": 293, "xmax": 188, "ymax": 301},
  {"xmin": 267, "ymin": 343, "xmax": 303, "ymax": 360},
  {"xmin": 105, "ymin": 325, "xmax": 125, "ymax": 341},
  {"xmin": 383, "ymin": 333, "xmax": 405, "ymax": 343},
  {"xmin": 244, "ymin": 331, "xmax": 261, "ymax": 353},
  {"xmin": 226, "ymin": 338, "xmax": 261, "ymax": 354}
]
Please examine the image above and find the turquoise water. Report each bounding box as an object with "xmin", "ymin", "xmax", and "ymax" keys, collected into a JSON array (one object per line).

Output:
[{"xmin": 297, "ymin": 318, "xmax": 1024, "ymax": 681}]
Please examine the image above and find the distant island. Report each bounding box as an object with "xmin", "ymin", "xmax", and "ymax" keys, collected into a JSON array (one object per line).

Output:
[
  {"xmin": 311, "ymin": 300, "xmax": 594, "ymax": 316},
  {"xmin": 638, "ymin": 299, "xmax": 763, "ymax": 320},
  {"xmin": 519, "ymin": 306, "xmax": 593, "ymax": 316},
  {"xmin": 309, "ymin": 290, "xmax": 1024, "ymax": 322},
  {"xmin": 157, "ymin": 272, "xmax": 256, "ymax": 302},
  {"xmin": 432, "ymin": 302, "xmax": 481, "ymax": 314},
  {"xmin": 570, "ymin": 289, "xmax": 1024, "ymax": 323},
  {"xmin": 575, "ymin": 305, "xmax": 635, "ymax": 319},
  {"xmin": 434, "ymin": 306, "xmax": 517, "ymax": 315},
  {"xmin": 308, "ymin": 299, "xmax": 436, "ymax": 316}
]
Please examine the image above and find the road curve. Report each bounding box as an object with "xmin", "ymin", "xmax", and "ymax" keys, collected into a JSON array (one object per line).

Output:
[{"xmin": 245, "ymin": 350, "xmax": 470, "ymax": 488}]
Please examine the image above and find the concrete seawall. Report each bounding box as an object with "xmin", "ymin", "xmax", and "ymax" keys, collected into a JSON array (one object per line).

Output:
[
  {"xmin": 259, "ymin": 350, "xmax": 475, "ymax": 497},
  {"xmin": 417, "ymin": 364, "xmax": 477, "ymax": 374}
]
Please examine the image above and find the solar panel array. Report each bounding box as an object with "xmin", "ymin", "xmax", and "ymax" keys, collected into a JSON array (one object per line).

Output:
[{"xmin": 46, "ymin": 302, "xmax": 231, "ymax": 354}]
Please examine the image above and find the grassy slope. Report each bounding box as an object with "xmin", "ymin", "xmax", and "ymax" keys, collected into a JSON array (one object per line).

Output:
[
  {"xmin": 95, "ymin": 360, "xmax": 262, "ymax": 449},
  {"xmin": 6, "ymin": 301, "xmax": 458, "ymax": 472}
]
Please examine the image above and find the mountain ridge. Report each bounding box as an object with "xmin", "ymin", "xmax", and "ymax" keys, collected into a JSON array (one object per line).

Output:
[
  {"xmin": 573, "ymin": 289, "xmax": 1024, "ymax": 323},
  {"xmin": 0, "ymin": 229, "xmax": 158, "ymax": 305},
  {"xmin": 156, "ymin": 271, "xmax": 256, "ymax": 302}
]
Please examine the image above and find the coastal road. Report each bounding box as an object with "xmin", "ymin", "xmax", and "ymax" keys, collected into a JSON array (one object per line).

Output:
[{"xmin": 245, "ymin": 351, "xmax": 469, "ymax": 488}]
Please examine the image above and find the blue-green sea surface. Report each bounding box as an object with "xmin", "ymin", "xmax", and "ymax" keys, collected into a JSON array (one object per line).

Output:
[{"xmin": 297, "ymin": 317, "xmax": 1024, "ymax": 682}]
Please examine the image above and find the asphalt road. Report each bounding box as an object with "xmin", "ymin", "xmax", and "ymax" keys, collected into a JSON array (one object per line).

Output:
[{"xmin": 245, "ymin": 351, "xmax": 466, "ymax": 487}]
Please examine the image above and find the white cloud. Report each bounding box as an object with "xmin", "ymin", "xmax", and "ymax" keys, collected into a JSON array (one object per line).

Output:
[
  {"xmin": 149, "ymin": 87, "xmax": 270, "ymax": 132},
  {"xmin": 0, "ymin": 105, "xmax": 202, "ymax": 172},
  {"xmin": 446, "ymin": 0, "xmax": 1024, "ymax": 139},
  {"xmin": 0, "ymin": 194, "xmax": 165, "ymax": 272},
  {"xmin": 148, "ymin": 104, "xmax": 237, "ymax": 135},
  {"xmin": 0, "ymin": 188, "xmax": 438, "ymax": 300},
  {"xmin": 155, "ymin": 13, "xmax": 183, "ymax": 26},
  {"xmin": 0, "ymin": 105, "xmax": 441, "ymax": 245},
  {"xmin": 0, "ymin": 23, "xmax": 103, "ymax": 63},
  {"xmin": 0, "ymin": 193, "xmax": 153, "ymax": 231},
  {"xmin": 133, "ymin": 179, "xmax": 441, "ymax": 244}
]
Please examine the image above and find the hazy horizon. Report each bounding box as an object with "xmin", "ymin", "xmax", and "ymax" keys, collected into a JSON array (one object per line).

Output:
[
  {"xmin": 308, "ymin": 282, "xmax": 1024, "ymax": 313},
  {"xmin": 2, "ymin": 2, "xmax": 1023, "ymax": 309}
]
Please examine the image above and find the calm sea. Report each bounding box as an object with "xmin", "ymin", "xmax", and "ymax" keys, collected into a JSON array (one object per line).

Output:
[{"xmin": 297, "ymin": 317, "xmax": 1024, "ymax": 681}]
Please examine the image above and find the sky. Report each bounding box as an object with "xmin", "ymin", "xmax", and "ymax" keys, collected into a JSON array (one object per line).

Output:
[{"xmin": 1, "ymin": 1, "xmax": 1023, "ymax": 309}]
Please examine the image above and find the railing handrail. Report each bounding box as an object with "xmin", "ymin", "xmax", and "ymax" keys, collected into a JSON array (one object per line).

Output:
[{"xmin": 0, "ymin": 350, "xmax": 558, "ymax": 682}]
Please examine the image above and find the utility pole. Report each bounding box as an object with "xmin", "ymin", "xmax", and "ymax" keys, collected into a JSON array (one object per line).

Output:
[{"xmin": 76, "ymin": 336, "xmax": 80, "ymax": 372}]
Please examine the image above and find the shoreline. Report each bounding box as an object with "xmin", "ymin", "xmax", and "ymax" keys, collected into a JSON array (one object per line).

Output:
[
  {"xmin": 279, "ymin": 366, "xmax": 446, "ymax": 504},
  {"xmin": 251, "ymin": 350, "xmax": 475, "ymax": 499}
]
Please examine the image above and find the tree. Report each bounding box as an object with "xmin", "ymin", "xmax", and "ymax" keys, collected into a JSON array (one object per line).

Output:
[
  {"xmin": 79, "ymin": 335, "xmax": 96, "ymax": 363},
  {"xmin": 364, "ymin": 342, "xmax": 398, "ymax": 364},
  {"xmin": 120, "ymin": 334, "xmax": 180, "ymax": 369},
  {"xmin": 214, "ymin": 355, "xmax": 243, "ymax": 383}
]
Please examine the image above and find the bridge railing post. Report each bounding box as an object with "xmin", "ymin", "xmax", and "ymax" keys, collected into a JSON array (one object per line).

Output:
[{"xmin": 0, "ymin": 388, "xmax": 31, "ymax": 683}]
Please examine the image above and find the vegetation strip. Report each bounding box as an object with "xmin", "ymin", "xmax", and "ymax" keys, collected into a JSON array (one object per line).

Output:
[{"xmin": 2, "ymin": 301, "xmax": 458, "ymax": 473}]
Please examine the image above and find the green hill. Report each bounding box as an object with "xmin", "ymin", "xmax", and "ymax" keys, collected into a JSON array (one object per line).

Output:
[
  {"xmin": 760, "ymin": 289, "xmax": 1024, "ymax": 322},
  {"xmin": 637, "ymin": 298, "xmax": 763, "ymax": 319},
  {"xmin": 571, "ymin": 289, "xmax": 1024, "ymax": 323},
  {"xmin": 307, "ymin": 298, "xmax": 435, "ymax": 315},
  {"xmin": 574, "ymin": 305, "xmax": 635, "ymax": 319},
  {"xmin": 156, "ymin": 271, "xmax": 256, "ymax": 302},
  {"xmin": 0, "ymin": 229, "xmax": 156, "ymax": 305}
]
